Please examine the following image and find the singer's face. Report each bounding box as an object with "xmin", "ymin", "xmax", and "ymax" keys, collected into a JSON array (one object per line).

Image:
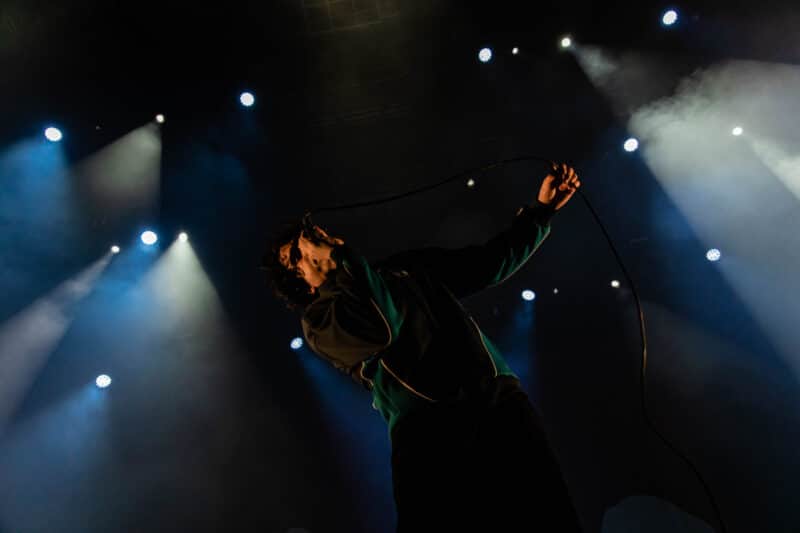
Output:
[{"xmin": 278, "ymin": 227, "xmax": 341, "ymax": 293}]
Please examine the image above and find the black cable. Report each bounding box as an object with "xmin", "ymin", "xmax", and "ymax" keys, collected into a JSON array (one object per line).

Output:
[
  {"xmin": 304, "ymin": 156, "xmax": 727, "ymax": 533},
  {"xmin": 576, "ymin": 189, "xmax": 728, "ymax": 533},
  {"xmin": 303, "ymin": 155, "xmax": 554, "ymax": 218}
]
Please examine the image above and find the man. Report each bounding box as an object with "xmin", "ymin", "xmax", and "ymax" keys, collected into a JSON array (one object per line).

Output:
[{"xmin": 263, "ymin": 163, "xmax": 583, "ymax": 532}]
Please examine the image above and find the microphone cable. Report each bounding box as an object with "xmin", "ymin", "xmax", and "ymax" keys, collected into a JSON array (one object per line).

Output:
[{"xmin": 302, "ymin": 155, "xmax": 727, "ymax": 533}]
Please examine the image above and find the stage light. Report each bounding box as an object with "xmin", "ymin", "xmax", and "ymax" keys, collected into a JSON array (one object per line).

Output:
[
  {"xmin": 732, "ymin": 126, "xmax": 743, "ymax": 136},
  {"xmin": 560, "ymin": 36, "xmax": 572, "ymax": 49},
  {"xmin": 111, "ymin": 245, "xmax": 120, "ymax": 254},
  {"xmin": 624, "ymin": 138, "xmax": 639, "ymax": 152},
  {"xmin": 662, "ymin": 9, "xmax": 678, "ymax": 26},
  {"xmin": 512, "ymin": 47, "xmax": 519, "ymax": 55},
  {"xmin": 478, "ymin": 47, "xmax": 492, "ymax": 63},
  {"xmin": 44, "ymin": 127, "xmax": 63, "ymax": 142},
  {"xmin": 155, "ymin": 114, "xmax": 165, "ymax": 123},
  {"xmin": 95, "ymin": 374, "xmax": 112, "ymax": 388},
  {"xmin": 290, "ymin": 337, "xmax": 303, "ymax": 350},
  {"xmin": 706, "ymin": 248, "xmax": 721, "ymax": 261},
  {"xmin": 240, "ymin": 92, "xmax": 255, "ymax": 107},
  {"xmin": 611, "ymin": 280, "xmax": 621, "ymax": 288},
  {"xmin": 521, "ymin": 289, "xmax": 536, "ymax": 301},
  {"xmin": 178, "ymin": 232, "xmax": 188, "ymax": 242},
  {"xmin": 467, "ymin": 178, "xmax": 476, "ymax": 188},
  {"xmin": 141, "ymin": 230, "xmax": 158, "ymax": 245},
  {"xmin": 553, "ymin": 288, "xmax": 559, "ymax": 294}
]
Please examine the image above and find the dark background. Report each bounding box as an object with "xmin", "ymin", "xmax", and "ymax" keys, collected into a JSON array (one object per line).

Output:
[{"xmin": 1, "ymin": 1, "xmax": 798, "ymax": 532}]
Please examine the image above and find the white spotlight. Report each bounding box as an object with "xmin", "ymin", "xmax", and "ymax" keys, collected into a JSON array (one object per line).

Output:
[
  {"xmin": 611, "ymin": 280, "xmax": 621, "ymax": 288},
  {"xmin": 290, "ymin": 337, "xmax": 303, "ymax": 350},
  {"xmin": 512, "ymin": 47, "xmax": 519, "ymax": 55},
  {"xmin": 662, "ymin": 9, "xmax": 678, "ymax": 26},
  {"xmin": 155, "ymin": 114, "xmax": 165, "ymax": 124},
  {"xmin": 623, "ymin": 138, "xmax": 639, "ymax": 152},
  {"xmin": 521, "ymin": 290, "xmax": 536, "ymax": 301},
  {"xmin": 467, "ymin": 178, "xmax": 476, "ymax": 188},
  {"xmin": 706, "ymin": 248, "xmax": 721, "ymax": 262},
  {"xmin": 44, "ymin": 127, "xmax": 63, "ymax": 142},
  {"xmin": 732, "ymin": 126, "xmax": 743, "ymax": 136},
  {"xmin": 111, "ymin": 245, "xmax": 120, "ymax": 254},
  {"xmin": 240, "ymin": 92, "xmax": 255, "ymax": 107},
  {"xmin": 95, "ymin": 374, "xmax": 112, "ymax": 388},
  {"xmin": 553, "ymin": 288, "xmax": 559, "ymax": 294},
  {"xmin": 178, "ymin": 232, "xmax": 188, "ymax": 242},
  {"xmin": 478, "ymin": 47, "xmax": 493, "ymax": 63},
  {"xmin": 140, "ymin": 230, "xmax": 158, "ymax": 245},
  {"xmin": 560, "ymin": 36, "xmax": 572, "ymax": 49}
]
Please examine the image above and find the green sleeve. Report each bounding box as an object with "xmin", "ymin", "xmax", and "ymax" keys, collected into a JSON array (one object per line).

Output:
[{"xmin": 407, "ymin": 201, "xmax": 556, "ymax": 299}]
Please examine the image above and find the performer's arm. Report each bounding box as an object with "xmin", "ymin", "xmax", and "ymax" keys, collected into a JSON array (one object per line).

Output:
[
  {"xmin": 302, "ymin": 243, "xmax": 403, "ymax": 373},
  {"xmin": 408, "ymin": 163, "xmax": 580, "ymax": 299}
]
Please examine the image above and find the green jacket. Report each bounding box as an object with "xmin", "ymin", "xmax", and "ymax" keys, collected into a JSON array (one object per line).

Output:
[{"xmin": 301, "ymin": 201, "xmax": 556, "ymax": 437}]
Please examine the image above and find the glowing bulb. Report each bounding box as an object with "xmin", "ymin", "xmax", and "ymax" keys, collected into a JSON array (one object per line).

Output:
[
  {"xmin": 611, "ymin": 280, "xmax": 621, "ymax": 288},
  {"xmin": 732, "ymin": 126, "xmax": 743, "ymax": 136},
  {"xmin": 662, "ymin": 9, "xmax": 678, "ymax": 26},
  {"xmin": 706, "ymin": 248, "xmax": 721, "ymax": 261},
  {"xmin": 560, "ymin": 36, "xmax": 572, "ymax": 49},
  {"xmin": 553, "ymin": 288, "xmax": 559, "ymax": 294},
  {"xmin": 478, "ymin": 47, "xmax": 493, "ymax": 63},
  {"xmin": 624, "ymin": 138, "xmax": 639, "ymax": 152},
  {"xmin": 521, "ymin": 290, "xmax": 536, "ymax": 301},
  {"xmin": 178, "ymin": 232, "xmax": 188, "ymax": 242},
  {"xmin": 290, "ymin": 337, "xmax": 303, "ymax": 350},
  {"xmin": 96, "ymin": 375, "xmax": 112, "ymax": 388},
  {"xmin": 155, "ymin": 114, "xmax": 165, "ymax": 123},
  {"xmin": 467, "ymin": 178, "xmax": 476, "ymax": 188},
  {"xmin": 111, "ymin": 245, "xmax": 120, "ymax": 254},
  {"xmin": 240, "ymin": 92, "xmax": 255, "ymax": 107},
  {"xmin": 141, "ymin": 230, "xmax": 158, "ymax": 245},
  {"xmin": 512, "ymin": 47, "xmax": 519, "ymax": 55},
  {"xmin": 45, "ymin": 127, "xmax": 63, "ymax": 142}
]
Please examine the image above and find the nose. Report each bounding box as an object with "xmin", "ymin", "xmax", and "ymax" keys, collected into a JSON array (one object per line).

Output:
[{"xmin": 301, "ymin": 256, "xmax": 320, "ymax": 274}]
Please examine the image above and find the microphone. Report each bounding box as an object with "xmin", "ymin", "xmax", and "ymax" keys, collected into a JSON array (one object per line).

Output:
[
  {"xmin": 301, "ymin": 211, "xmax": 315, "ymax": 235},
  {"xmin": 301, "ymin": 211, "xmax": 324, "ymax": 245}
]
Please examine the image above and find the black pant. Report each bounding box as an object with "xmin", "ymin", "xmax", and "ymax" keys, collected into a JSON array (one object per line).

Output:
[{"xmin": 390, "ymin": 376, "xmax": 582, "ymax": 532}]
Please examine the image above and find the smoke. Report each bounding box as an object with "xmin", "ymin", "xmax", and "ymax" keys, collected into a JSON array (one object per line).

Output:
[
  {"xmin": 627, "ymin": 59, "xmax": 800, "ymax": 369},
  {"xmin": 749, "ymin": 139, "xmax": 800, "ymax": 201},
  {"xmin": 71, "ymin": 123, "xmax": 162, "ymax": 226},
  {"xmin": 576, "ymin": 42, "xmax": 800, "ymax": 369},
  {"xmin": 0, "ymin": 256, "xmax": 110, "ymax": 433},
  {"xmin": 575, "ymin": 46, "xmax": 693, "ymax": 120}
]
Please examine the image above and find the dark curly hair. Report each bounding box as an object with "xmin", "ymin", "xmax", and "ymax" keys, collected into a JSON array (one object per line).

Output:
[{"xmin": 261, "ymin": 219, "xmax": 326, "ymax": 313}]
